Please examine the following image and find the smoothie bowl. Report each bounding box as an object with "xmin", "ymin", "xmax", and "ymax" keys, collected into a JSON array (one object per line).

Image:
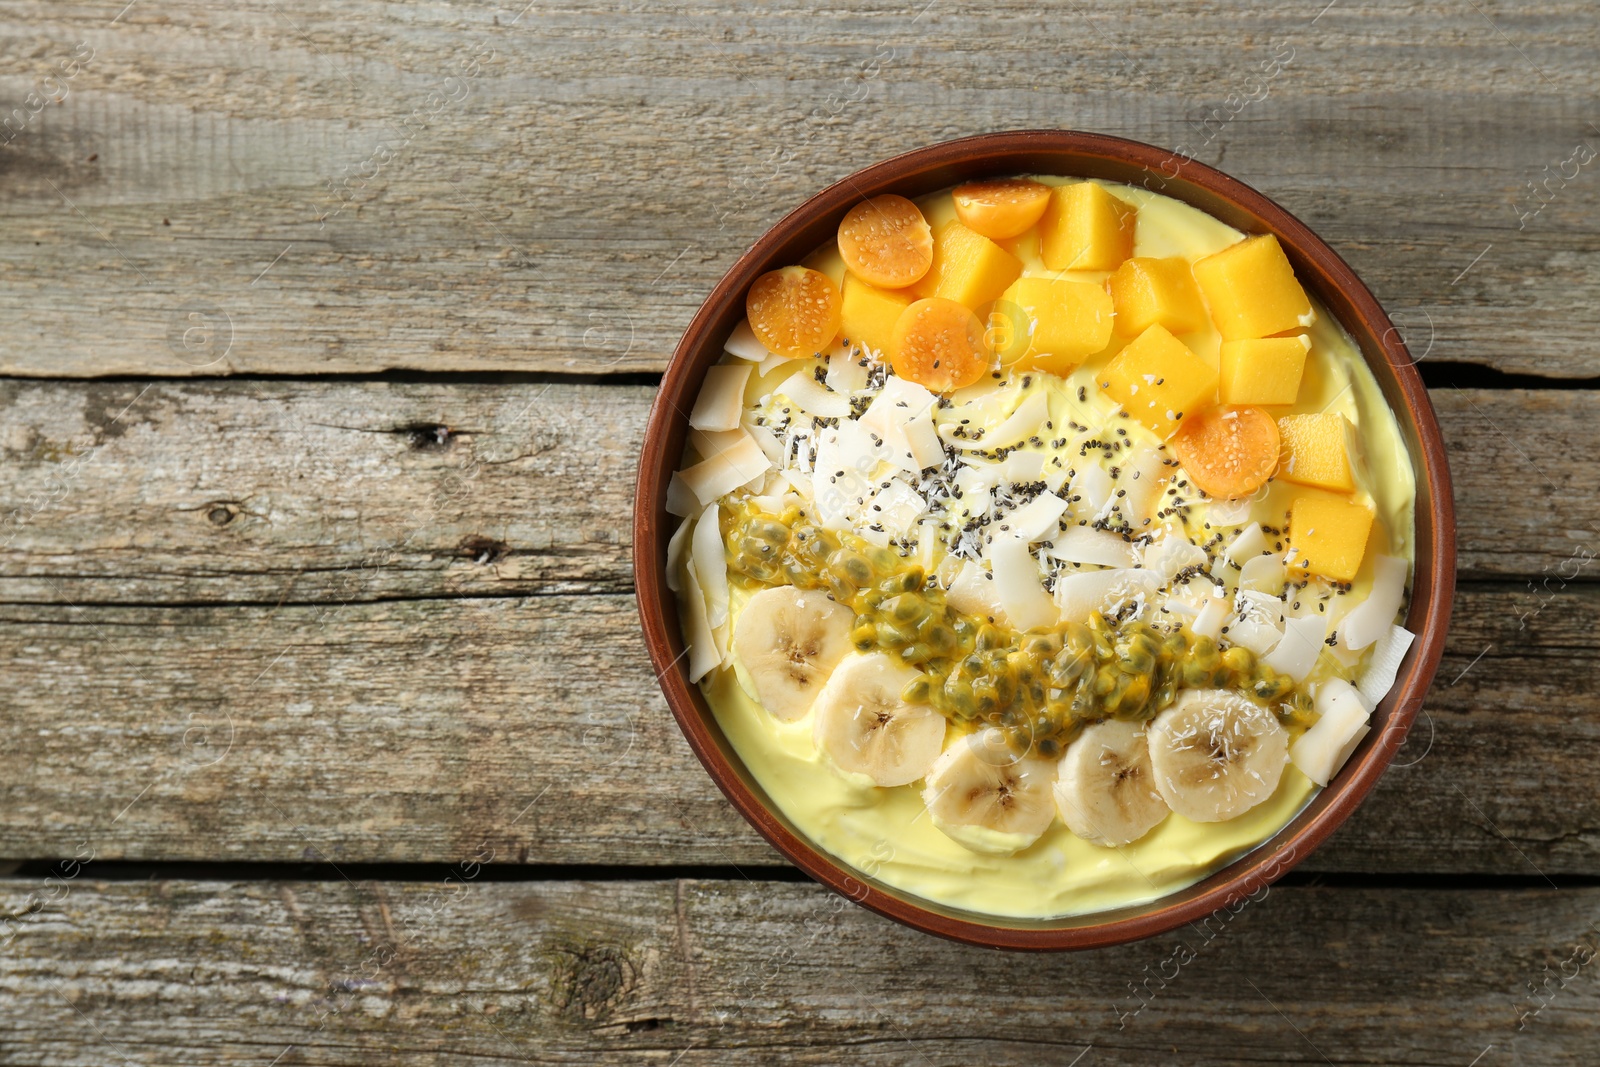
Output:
[{"xmin": 635, "ymin": 131, "xmax": 1453, "ymax": 950}]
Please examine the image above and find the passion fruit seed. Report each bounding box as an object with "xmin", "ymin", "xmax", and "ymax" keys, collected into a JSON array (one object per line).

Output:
[{"xmin": 719, "ymin": 500, "xmax": 1316, "ymax": 754}]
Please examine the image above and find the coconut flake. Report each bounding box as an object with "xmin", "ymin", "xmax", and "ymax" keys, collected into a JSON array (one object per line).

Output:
[
  {"xmin": 1238, "ymin": 552, "xmax": 1286, "ymax": 595},
  {"xmin": 1357, "ymin": 624, "xmax": 1415, "ymax": 708},
  {"xmin": 1141, "ymin": 534, "xmax": 1207, "ymax": 582},
  {"xmin": 1291, "ymin": 678, "xmax": 1371, "ymax": 786},
  {"xmin": 1228, "ymin": 590, "xmax": 1284, "ymax": 655},
  {"xmin": 1192, "ymin": 588, "xmax": 1229, "ymax": 639},
  {"xmin": 692, "ymin": 503, "xmax": 729, "ymax": 629},
  {"xmin": 1225, "ymin": 522, "xmax": 1267, "ymax": 565},
  {"xmin": 724, "ymin": 319, "xmax": 770, "ymax": 361},
  {"xmin": 1002, "ymin": 450, "xmax": 1046, "ymax": 484},
  {"xmin": 775, "ymin": 369, "xmax": 851, "ymax": 419},
  {"xmin": 683, "ymin": 562, "xmax": 722, "ymax": 683},
  {"xmin": 1004, "ymin": 492, "xmax": 1068, "ymax": 543},
  {"xmin": 1055, "ymin": 568, "xmax": 1159, "ymax": 623},
  {"xmin": 1206, "ymin": 495, "xmax": 1257, "ymax": 526},
  {"xmin": 681, "ymin": 434, "xmax": 771, "ymax": 506},
  {"xmin": 689, "ymin": 426, "xmax": 751, "ymax": 463},
  {"xmin": 1047, "ymin": 526, "xmax": 1138, "ymax": 569},
  {"xmin": 1265, "ymin": 614, "xmax": 1329, "ymax": 682},
  {"xmin": 905, "ymin": 413, "xmax": 945, "ymax": 471},
  {"xmin": 665, "ymin": 515, "xmax": 693, "ymax": 593},
  {"xmin": 988, "ymin": 537, "xmax": 1057, "ymax": 631},
  {"xmin": 825, "ymin": 348, "xmax": 870, "ymax": 394},
  {"xmin": 689, "ymin": 364, "xmax": 752, "ymax": 431},
  {"xmin": 666, "ymin": 471, "xmax": 699, "ymax": 518},
  {"xmin": 1069, "ymin": 463, "xmax": 1114, "ymax": 518},
  {"xmin": 1339, "ymin": 556, "xmax": 1409, "ymax": 651},
  {"xmin": 946, "ymin": 559, "xmax": 1007, "ymax": 624},
  {"xmin": 869, "ymin": 479, "xmax": 927, "ymax": 540},
  {"xmin": 1118, "ymin": 444, "xmax": 1167, "ymax": 525},
  {"xmin": 980, "ymin": 390, "xmax": 1050, "ymax": 450}
]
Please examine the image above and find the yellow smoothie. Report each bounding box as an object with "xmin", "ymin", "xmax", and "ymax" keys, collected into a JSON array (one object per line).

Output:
[{"xmin": 687, "ymin": 180, "xmax": 1415, "ymax": 919}]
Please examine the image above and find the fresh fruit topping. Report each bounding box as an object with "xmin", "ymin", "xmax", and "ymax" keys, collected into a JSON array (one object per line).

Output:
[
  {"xmin": 836, "ymin": 194, "xmax": 934, "ymax": 289},
  {"xmin": 1192, "ymin": 233, "xmax": 1313, "ymax": 340},
  {"xmin": 813, "ymin": 652, "xmax": 947, "ymax": 786},
  {"xmin": 911, "ymin": 221, "xmax": 1023, "ymax": 310},
  {"xmin": 1287, "ymin": 490, "xmax": 1375, "ymax": 583},
  {"xmin": 1219, "ymin": 334, "xmax": 1310, "ymax": 406},
  {"xmin": 1168, "ymin": 405, "xmax": 1280, "ymax": 500},
  {"xmin": 1098, "ymin": 323, "xmax": 1219, "ymax": 439},
  {"xmin": 746, "ymin": 266, "xmax": 843, "ymax": 360},
  {"xmin": 1277, "ymin": 412, "xmax": 1355, "ymax": 492},
  {"xmin": 1147, "ymin": 688, "xmax": 1290, "ymax": 822},
  {"xmin": 890, "ymin": 297, "xmax": 992, "ymax": 392},
  {"xmin": 1053, "ymin": 720, "xmax": 1170, "ymax": 847},
  {"xmin": 922, "ymin": 728, "xmax": 1057, "ymax": 853},
  {"xmin": 951, "ymin": 178, "xmax": 1053, "ymax": 239},
  {"xmin": 732, "ymin": 586, "xmax": 856, "ymax": 721},
  {"xmin": 839, "ymin": 272, "xmax": 914, "ymax": 359},
  {"xmin": 1107, "ymin": 256, "xmax": 1208, "ymax": 336},
  {"xmin": 998, "ymin": 276, "xmax": 1114, "ymax": 374},
  {"xmin": 1038, "ymin": 181, "xmax": 1136, "ymax": 272}
]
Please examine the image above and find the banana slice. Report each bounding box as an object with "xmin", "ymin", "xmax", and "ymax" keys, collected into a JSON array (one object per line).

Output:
[
  {"xmin": 731, "ymin": 587, "xmax": 855, "ymax": 721},
  {"xmin": 1053, "ymin": 720, "xmax": 1170, "ymax": 847},
  {"xmin": 922, "ymin": 728, "xmax": 1057, "ymax": 854},
  {"xmin": 812, "ymin": 653, "xmax": 947, "ymax": 787},
  {"xmin": 1147, "ymin": 689, "xmax": 1289, "ymax": 823}
]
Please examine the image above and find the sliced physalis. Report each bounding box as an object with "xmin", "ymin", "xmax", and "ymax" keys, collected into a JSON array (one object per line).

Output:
[
  {"xmin": 1288, "ymin": 490, "xmax": 1374, "ymax": 583},
  {"xmin": 840, "ymin": 273, "xmax": 914, "ymax": 359},
  {"xmin": 1277, "ymin": 412, "xmax": 1355, "ymax": 493},
  {"xmin": 999, "ymin": 276, "xmax": 1113, "ymax": 375},
  {"xmin": 913, "ymin": 221, "xmax": 1023, "ymax": 309},
  {"xmin": 951, "ymin": 178, "xmax": 1053, "ymax": 240},
  {"xmin": 1107, "ymin": 257, "xmax": 1208, "ymax": 336},
  {"xmin": 837, "ymin": 194, "xmax": 934, "ymax": 289},
  {"xmin": 890, "ymin": 297, "xmax": 992, "ymax": 392},
  {"xmin": 1169, "ymin": 406, "xmax": 1280, "ymax": 500},
  {"xmin": 1219, "ymin": 335, "xmax": 1310, "ymax": 406},
  {"xmin": 1099, "ymin": 324, "xmax": 1218, "ymax": 439},
  {"xmin": 1038, "ymin": 181, "xmax": 1135, "ymax": 272},
  {"xmin": 1192, "ymin": 234, "xmax": 1313, "ymax": 340},
  {"xmin": 746, "ymin": 266, "xmax": 842, "ymax": 360}
]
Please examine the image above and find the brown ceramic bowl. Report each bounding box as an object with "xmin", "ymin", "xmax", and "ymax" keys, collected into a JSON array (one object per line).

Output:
[{"xmin": 634, "ymin": 130, "xmax": 1455, "ymax": 950}]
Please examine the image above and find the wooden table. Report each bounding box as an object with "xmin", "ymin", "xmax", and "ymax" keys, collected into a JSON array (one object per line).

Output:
[{"xmin": 2, "ymin": 1, "xmax": 1596, "ymax": 1062}]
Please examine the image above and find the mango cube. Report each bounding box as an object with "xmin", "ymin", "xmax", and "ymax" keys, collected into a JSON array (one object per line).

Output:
[
  {"xmin": 1288, "ymin": 491, "xmax": 1374, "ymax": 583},
  {"xmin": 912, "ymin": 220, "xmax": 1023, "ymax": 310},
  {"xmin": 1193, "ymin": 234, "xmax": 1313, "ymax": 340},
  {"xmin": 840, "ymin": 273, "xmax": 913, "ymax": 359},
  {"xmin": 1220, "ymin": 334, "xmax": 1310, "ymax": 406},
  {"xmin": 1100, "ymin": 324, "xmax": 1218, "ymax": 439},
  {"xmin": 1278, "ymin": 412, "xmax": 1355, "ymax": 492},
  {"xmin": 1038, "ymin": 182, "xmax": 1136, "ymax": 272},
  {"xmin": 1000, "ymin": 276, "xmax": 1114, "ymax": 374},
  {"xmin": 1108, "ymin": 257, "xmax": 1207, "ymax": 336}
]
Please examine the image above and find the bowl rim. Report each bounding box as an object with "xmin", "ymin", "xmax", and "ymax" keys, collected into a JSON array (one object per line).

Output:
[{"xmin": 633, "ymin": 129, "xmax": 1455, "ymax": 951}]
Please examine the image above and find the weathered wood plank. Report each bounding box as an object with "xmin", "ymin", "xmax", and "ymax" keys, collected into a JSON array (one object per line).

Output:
[
  {"xmin": 0, "ymin": 582, "xmax": 1596, "ymax": 874},
  {"xmin": 0, "ymin": 380, "xmax": 647, "ymax": 603},
  {"xmin": 0, "ymin": 2, "xmax": 1596, "ymax": 376},
  {"xmin": 0, "ymin": 382, "xmax": 1591, "ymax": 603},
  {"xmin": 1, "ymin": 877, "xmax": 1593, "ymax": 1064}
]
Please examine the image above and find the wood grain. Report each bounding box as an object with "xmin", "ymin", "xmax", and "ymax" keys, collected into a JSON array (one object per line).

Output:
[
  {"xmin": 0, "ymin": 382, "xmax": 1592, "ymax": 605},
  {"xmin": 1, "ymin": 876, "xmax": 1594, "ymax": 1065},
  {"xmin": 0, "ymin": 1, "xmax": 1596, "ymax": 377},
  {"xmin": 0, "ymin": 580, "xmax": 1595, "ymax": 874}
]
